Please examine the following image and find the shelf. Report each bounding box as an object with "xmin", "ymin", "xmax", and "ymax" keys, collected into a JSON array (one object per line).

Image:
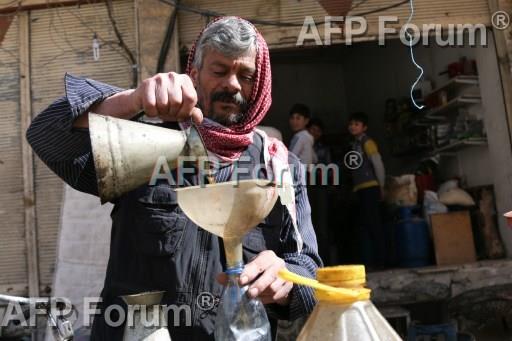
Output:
[
  {"xmin": 425, "ymin": 96, "xmax": 481, "ymax": 120},
  {"xmin": 427, "ymin": 75, "xmax": 479, "ymax": 98},
  {"xmin": 412, "ymin": 118, "xmax": 446, "ymax": 127},
  {"xmin": 391, "ymin": 146, "xmax": 432, "ymax": 157},
  {"xmin": 431, "ymin": 138, "xmax": 487, "ymax": 154}
]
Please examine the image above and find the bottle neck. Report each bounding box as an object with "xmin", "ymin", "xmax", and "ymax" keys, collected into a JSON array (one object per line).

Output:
[{"xmin": 225, "ymin": 262, "xmax": 244, "ymax": 280}]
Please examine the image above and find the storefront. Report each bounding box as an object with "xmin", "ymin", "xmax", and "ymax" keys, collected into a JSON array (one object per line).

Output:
[
  {"xmin": 265, "ymin": 33, "xmax": 511, "ymax": 267},
  {"xmin": 1, "ymin": 0, "xmax": 511, "ymax": 338},
  {"xmin": 174, "ymin": 0, "xmax": 511, "ymax": 266},
  {"xmin": 175, "ymin": 2, "xmax": 512, "ymax": 337}
]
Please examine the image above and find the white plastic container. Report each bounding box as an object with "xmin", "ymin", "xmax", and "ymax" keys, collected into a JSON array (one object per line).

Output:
[
  {"xmin": 298, "ymin": 300, "xmax": 401, "ymax": 340},
  {"xmin": 294, "ymin": 266, "xmax": 402, "ymax": 341}
]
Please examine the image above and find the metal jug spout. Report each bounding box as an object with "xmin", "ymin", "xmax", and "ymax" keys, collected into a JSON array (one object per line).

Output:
[
  {"xmin": 120, "ymin": 291, "xmax": 171, "ymax": 341},
  {"xmin": 89, "ymin": 113, "xmax": 209, "ymax": 203}
]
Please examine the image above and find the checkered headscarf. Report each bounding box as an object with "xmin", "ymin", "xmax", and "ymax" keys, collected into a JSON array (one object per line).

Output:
[
  {"xmin": 186, "ymin": 17, "xmax": 272, "ymax": 162},
  {"xmin": 185, "ymin": 18, "xmax": 303, "ymax": 252}
]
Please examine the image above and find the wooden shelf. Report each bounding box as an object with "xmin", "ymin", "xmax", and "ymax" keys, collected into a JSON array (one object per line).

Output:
[{"xmin": 431, "ymin": 138, "xmax": 487, "ymax": 154}]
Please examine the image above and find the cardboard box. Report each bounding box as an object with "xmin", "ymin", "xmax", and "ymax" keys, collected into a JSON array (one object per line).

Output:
[{"xmin": 431, "ymin": 211, "xmax": 477, "ymax": 265}]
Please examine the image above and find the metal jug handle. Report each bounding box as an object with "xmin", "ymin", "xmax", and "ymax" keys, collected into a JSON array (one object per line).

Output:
[{"xmin": 180, "ymin": 119, "xmax": 215, "ymax": 184}]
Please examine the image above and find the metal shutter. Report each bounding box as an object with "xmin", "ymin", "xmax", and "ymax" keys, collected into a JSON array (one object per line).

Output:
[
  {"xmin": 0, "ymin": 16, "xmax": 28, "ymax": 295},
  {"xmin": 29, "ymin": 0, "xmax": 136, "ymax": 294},
  {"xmin": 177, "ymin": 0, "xmax": 491, "ymax": 49}
]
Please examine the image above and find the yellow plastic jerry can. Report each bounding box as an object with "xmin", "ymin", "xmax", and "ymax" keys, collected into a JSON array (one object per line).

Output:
[{"xmin": 280, "ymin": 265, "xmax": 402, "ymax": 341}]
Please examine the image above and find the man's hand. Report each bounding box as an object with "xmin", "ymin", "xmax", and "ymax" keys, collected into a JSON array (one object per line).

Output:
[
  {"xmin": 217, "ymin": 250, "xmax": 293, "ymax": 305},
  {"xmin": 131, "ymin": 72, "xmax": 203, "ymax": 124},
  {"xmin": 73, "ymin": 72, "xmax": 203, "ymax": 128}
]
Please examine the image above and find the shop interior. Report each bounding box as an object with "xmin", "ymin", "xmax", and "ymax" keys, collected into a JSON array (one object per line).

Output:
[
  {"xmin": 261, "ymin": 33, "xmax": 509, "ymax": 270},
  {"xmin": 257, "ymin": 32, "xmax": 512, "ymax": 338},
  {"xmin": 177, "ymin": 30, "xmax": 511, "ymax": 338}
]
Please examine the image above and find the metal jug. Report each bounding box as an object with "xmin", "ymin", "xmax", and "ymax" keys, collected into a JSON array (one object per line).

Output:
[
  {"xmin": 121, "ymin": 291, "xmax": 171, "ymax": 341},
  {"xmin": 89, "ymin": 113, "xmax": 209, "ymax": 203}
]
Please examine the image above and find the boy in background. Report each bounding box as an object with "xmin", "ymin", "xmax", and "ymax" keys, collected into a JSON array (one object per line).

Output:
[
  {"xmin": 288, "ymin": 103, "xmax": 316, "ymax": 165},
  {"xmin": 308, "ymin": 118, "xmax": 332, "ymax": 165},
  {"xmin": 348, "ymin": 112, "xmax": 386, "ymax": 268}
]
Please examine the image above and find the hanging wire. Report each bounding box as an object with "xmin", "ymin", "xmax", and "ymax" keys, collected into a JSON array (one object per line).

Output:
[
  {"xmin": 0, "ymin": 2, "xmax": 21, "ymax": 17},
  {"xmin": 32, "ymin": 1, "xmax": 136, "ymax": 72},
  {"xmin": 0, "ymin": 0, "xmax": 114, "ymax": 68},
  {"xmin": 158, "ymin": 0, "xmax": 410, "ymax": 27},
  {"xmin": 349, "ymin": 0, "xmax": 371, "ymax": 13},
  {"xmin": 405, "ymin": 0, "xmax": 425, "ymax": 110},
  {"xmin": 105, "ymin": 0, "xmax": 138, "ymax": 87}
]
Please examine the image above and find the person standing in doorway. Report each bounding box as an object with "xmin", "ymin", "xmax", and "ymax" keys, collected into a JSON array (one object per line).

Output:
[
  {"xmin": 308, "ymin": 118, "xmax": 331, "ymax": 165},
  {"xmin": 288, "ymin": 103, "xmax": 316, "ymax": 166},
  {"xmin": 347, "ymin": 112, "xmax": 386, "ymax": 268}
]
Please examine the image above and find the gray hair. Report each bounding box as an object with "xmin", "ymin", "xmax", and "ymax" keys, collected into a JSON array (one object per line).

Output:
[{"xmin": 193, "ymin": 17, "xmax": 258, "ymax": 69}]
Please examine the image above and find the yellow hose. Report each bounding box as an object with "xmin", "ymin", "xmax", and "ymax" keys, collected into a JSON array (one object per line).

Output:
[{"xmin": 278, "ymin": 266, "xmax": 371, "ymax": 304}]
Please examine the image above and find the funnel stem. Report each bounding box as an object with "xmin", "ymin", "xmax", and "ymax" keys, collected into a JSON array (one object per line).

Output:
[{"xmin": 223, "ymin": 237, "xmax": 243, "ymax": 269}]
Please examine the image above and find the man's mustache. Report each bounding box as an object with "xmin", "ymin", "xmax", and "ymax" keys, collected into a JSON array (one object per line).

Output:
[{"xmin": 211, "ymin": 91, "xmax": 249, "ymax": 111}]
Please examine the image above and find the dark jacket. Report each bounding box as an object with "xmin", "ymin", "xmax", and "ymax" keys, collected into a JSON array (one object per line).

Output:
[{"xmin": 26, "ymin": 74, "xmax": 322, "ymax": 341}]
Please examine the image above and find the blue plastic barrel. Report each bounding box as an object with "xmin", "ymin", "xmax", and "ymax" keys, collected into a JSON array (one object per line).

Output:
[
  {"xmin": 407, "ymin": 322, "xmax": 457, "ymax": 341},
  {"xmin": 394, "ymin": 206, "xmax": 432, "ymax": 267}
]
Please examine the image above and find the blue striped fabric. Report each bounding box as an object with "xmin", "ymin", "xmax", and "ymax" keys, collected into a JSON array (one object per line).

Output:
[{"xmin": 26, "ymin": 74, "xmax": 322, "ymax": 320}]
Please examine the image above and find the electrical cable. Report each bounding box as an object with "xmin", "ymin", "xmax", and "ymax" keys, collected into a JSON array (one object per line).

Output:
[
  {"xmin": 50, "ymin": 1, "xmax": 137, "ymax": 83},
  {"xmin": 0, "ymin": 3, "xmax": 21, "ymax": 17},
  {"xmin": 349, "ymin": 0, "xmax": 371, "ymax": 13},
  {"xmin": 353, "ymin": 0, "xmax": 408, "ymax": 17},
  {"xmin": 158, "ymin": 0, "xmax": 409, "ymax": 27},
  {"xmin": 0, "ymin": 0, "xmax": 21, "ymax": 7},
  {"xmin": 105, "ymin": 0, "xmax": 137, "ymax": 87},
  {"xmin": 405, "ymin": 0, "xmax": 425, "ymax": 110},
  {"xmin": 0, "ymin": 0, "xmax": 137, "ymax": 70},
  {"xmin": 157, "ymin": 0, "xmax": 179, "ymax": 73},
  {"xmin": 0, "ymin": 0, "xmax": 20, "ymax": 13}
]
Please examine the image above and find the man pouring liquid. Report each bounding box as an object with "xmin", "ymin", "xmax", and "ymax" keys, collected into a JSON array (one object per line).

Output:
[{"xmin": 27, "ymin": 17, "xmax": 322, "ymax": 340}]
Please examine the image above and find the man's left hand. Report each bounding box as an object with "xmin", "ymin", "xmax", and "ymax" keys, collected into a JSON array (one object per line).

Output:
[{"xmin": 217, "ymin": 250, "xmax": 293, "ymax": 305}]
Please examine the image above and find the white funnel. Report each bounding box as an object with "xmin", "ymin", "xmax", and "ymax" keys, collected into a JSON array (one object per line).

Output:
[{"xmin": 175, "ymin": 179, "xmax": 278, "ymax": 266}]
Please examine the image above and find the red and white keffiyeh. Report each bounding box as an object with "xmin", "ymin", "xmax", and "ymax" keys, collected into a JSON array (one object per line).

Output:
[{"xmin": 186, "ymin": 17, "xmax": 303, "ymax": 252}]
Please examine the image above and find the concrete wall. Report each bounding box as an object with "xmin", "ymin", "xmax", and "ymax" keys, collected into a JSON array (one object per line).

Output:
[
  {"xmin": 474, "ymin": 32, "xmax": 512, "ymax": 256},
  {"xmin": 51, "ymin": 186, "xmax": 112, "ymax": 331}
]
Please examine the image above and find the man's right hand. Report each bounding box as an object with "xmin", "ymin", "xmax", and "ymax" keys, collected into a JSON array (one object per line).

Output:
[
  {"xmin": 73, "ymin": 72, "xmax": 203, "ymax": 128},
  {"xmin": 131, "ymin": 72, "xmax": 203, "ymax": 124}
]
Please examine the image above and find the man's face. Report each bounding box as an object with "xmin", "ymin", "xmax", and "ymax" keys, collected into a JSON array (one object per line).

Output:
[
  {"xmin": 289, "ymin": 113, "xmax": 309, "ymax": 133},
  {"xmin": 190, "ymin": 48, "xmax": 256, "ymax": 126},
  {"xmin": 348, "ymin": 120, "xmax": 367, "ymax": 136}
]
